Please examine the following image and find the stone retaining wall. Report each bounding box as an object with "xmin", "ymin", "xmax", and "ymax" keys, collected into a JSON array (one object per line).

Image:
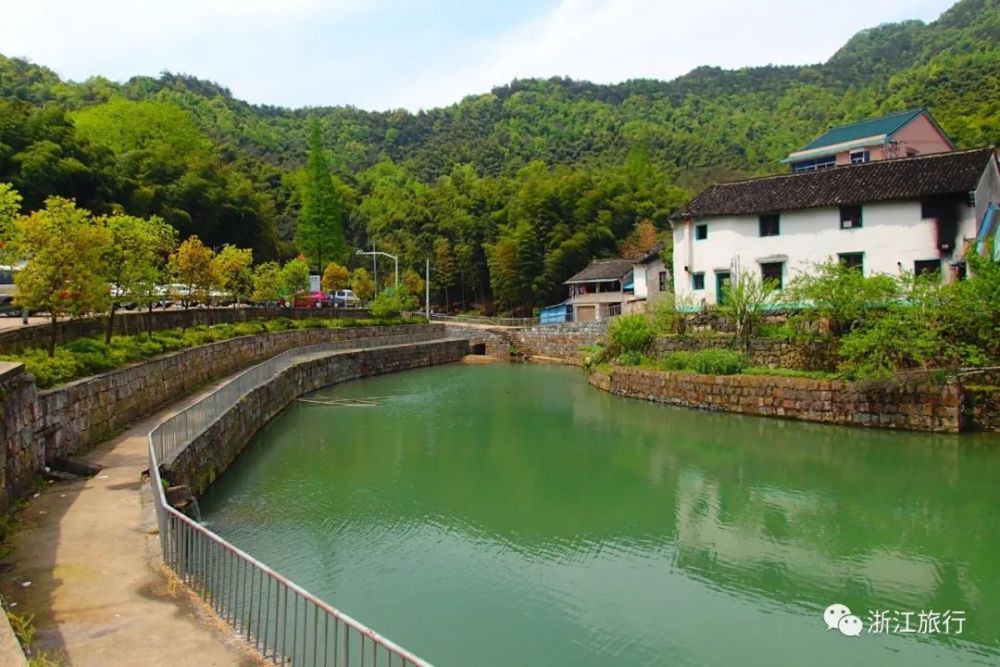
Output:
[
  {"xmin": 36, "ymin": 324, "xmax": 443, "ymax": 461},
  {"xmin": 589, "ymin": 366, "xmax": 963, "ymax": 433},
  {"xmin": 163, "ymin": 339, "xmax": 469, "ymax": 496},
  {"xmin": 1, "ymin": 324, "xmax": 444, "ymax": 512},
  {"xmin": 653, "ymin": 335, "xmax": 838, "ymax": 372},
  {"xmin": 1, "ymin": 362, "xmax": 40, "ymax": 513},
  {"xmin": 0, "ymin": 307, "xmax": 368, "ymax": 354}
]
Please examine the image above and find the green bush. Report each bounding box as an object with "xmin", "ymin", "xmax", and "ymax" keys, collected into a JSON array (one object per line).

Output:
[
  {"xmin": 659, "ymin": 351, "xmax": 694, "ymax": 371},
  {"xmin": 578, "ymin": 344, "xmax": 606, "ymax": 369},
  {"xmin": 659, "ymin": 349, "xmax": 747, "ymax": 375},
  {"xmin": 608, "ymin": 314, "xmax": 654, "ymax": 356},
  {"xmin": 2, "ymin": 349, "xmax": 80, "ymax": 388}
]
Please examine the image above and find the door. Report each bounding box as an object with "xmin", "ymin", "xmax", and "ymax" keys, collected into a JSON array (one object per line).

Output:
[
  {"xmin": 716, "ymin": 272, "xmax": 731, "ymax": 305},
  {"xmin": 576, "ymin": 305, "xmax": 596, "ymax": 322}
]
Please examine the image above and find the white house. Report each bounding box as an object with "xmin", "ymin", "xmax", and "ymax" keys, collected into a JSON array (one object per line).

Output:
[
  {"xmin": 623, "ymin": 242, "xmax": 669, "ymax": 313},
  {"xmin": 670, "ymin": 147, "xmax": 1000, "ymax": 305}
]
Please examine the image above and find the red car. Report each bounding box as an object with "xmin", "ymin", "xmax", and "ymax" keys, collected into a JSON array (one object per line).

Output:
[{"xmin": 292, "ymin": 291, "xmax": 329, "ymax": 308}]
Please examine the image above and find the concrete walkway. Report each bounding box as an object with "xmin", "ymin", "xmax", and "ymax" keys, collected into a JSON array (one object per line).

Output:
[{"xmin": 0, "ymin": 385, "xmax": 259, "ymax": 666}]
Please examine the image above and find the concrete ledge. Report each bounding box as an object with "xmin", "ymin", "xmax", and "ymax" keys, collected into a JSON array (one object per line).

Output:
[{"xmin": 0, "ymin": 609, "xmax": 28, "ymax": 667}]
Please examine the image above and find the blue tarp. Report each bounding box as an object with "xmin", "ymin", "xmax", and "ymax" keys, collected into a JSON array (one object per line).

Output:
[
  {"xmin": 540, "ymin": 303, "xmax": 572, "ymax": 324},
  {"xmin": 975, "ymin": 204, "xmax": 1000, "ymax": 260}
]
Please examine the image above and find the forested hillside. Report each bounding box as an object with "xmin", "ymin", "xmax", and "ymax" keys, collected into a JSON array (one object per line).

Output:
[{"xmin": 2, "ymin": 0, "xmax": 999, "ymax": 312}]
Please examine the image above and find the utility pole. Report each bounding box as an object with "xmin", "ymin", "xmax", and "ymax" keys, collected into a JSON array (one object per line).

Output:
[
  {"xmin": 425, "ymin": 258, "xmax": 430, "ymax": 319},
  {"xmin": 356, "ymin": 248, "xmax": 398, "ymax": 291}
]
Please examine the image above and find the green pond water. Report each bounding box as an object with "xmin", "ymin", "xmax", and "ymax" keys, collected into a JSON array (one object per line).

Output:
[{"xmin": 200, "ymin": 363, "xmax": 1000, "ymax": 666}]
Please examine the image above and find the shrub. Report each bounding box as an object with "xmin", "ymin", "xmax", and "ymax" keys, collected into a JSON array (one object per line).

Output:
[
  {"xmin": 63, "ymin": 338, "xmax": 115, "ymax": 375},
  {"xmin": 578, "ymin": 344, "xmax": 606, "ymax": 370},
  {"xmin": 608, "ymin": 314, "xmax": 654, "ymax": 356},
  {"xmin": 3, "ymin": 349, "xmax": 79, "ymax": 388},
  {"xmin": 658, "ymin": 349, "xmax": 747, "ymax": 375},
  {"xmin": 651, "ymin": 294, "xmax": 695, "ymax": 334},
  {"xmin": 370, "ymin": 288, "xmax": 416, "ymax": 319}
]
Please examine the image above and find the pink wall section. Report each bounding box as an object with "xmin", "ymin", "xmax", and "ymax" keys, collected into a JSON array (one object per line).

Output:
[
  {"xmin": 892, "ymin": 114, "xmax": 954, "ymax": 156},
  {"xmin": 831, "ymin": 114, "xmax": 953, "ymax": 165}
]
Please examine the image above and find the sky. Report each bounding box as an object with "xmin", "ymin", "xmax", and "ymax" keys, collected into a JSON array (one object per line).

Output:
[{"xmin": 0, "ymin": 0, "xmax": 957, "ymax": 111}]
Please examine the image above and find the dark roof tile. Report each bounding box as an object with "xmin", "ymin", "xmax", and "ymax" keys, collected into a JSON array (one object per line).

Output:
[
  {"xmin": 564, "ymin": 259, "xmax": 633, "ymax": 284},
  {"xmin": 672, "ymin": 148, "xmax": 995, "ymax": 220}
]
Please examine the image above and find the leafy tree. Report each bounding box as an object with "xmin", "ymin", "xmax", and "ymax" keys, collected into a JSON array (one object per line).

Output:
[
  {"xmin": 252, "ymin": 261, "xmax": 282, "ymax": 303},
  {"xmin": 0, "ymin": 182, "xmax": 22, "ymax": 266},
  {"xmin": 784, "ymin": 259, "xmax": 899, "ymax": 336},
  {"xmin": 321, "ymin": 261, "xmax": 349, "ymax": 292},
  {"xmin": 722, "ymin": 270, "xmax": 778, "ymax": 348},
  {"xmin": 13, "ymin": 197, "xmax": 110, "ymax": 355},
  {"xmin": 432, "ymin": 237, "xmax": 456, "ymax": 307},
  {"xmin": 102, "ymin": 214, "xmax": 176, "ymax": 342},
  {"xmin": 349, "ymin": 267, "xmax": 375, "ymax": 301},
  {"xmin": 618, "ymin": 220, "xmax": 660, "ymax": 259},
  {"xmin": 211, "ymin": 244, "xmax": 253, "ymax": 306},
  {"xmin": 296, "ymin": 117, "xmax": 346, "ymax": 272},
  {"xmin": 280, "ymin": 256, "xmax": 311, "ymax": 299},
  {"xmin": 402, "ymin": 268, "xmax": 425, "ymax": 303},
  {"xmin": 171, "ymin": 235, "xmax": 214, "ymax": 309}
]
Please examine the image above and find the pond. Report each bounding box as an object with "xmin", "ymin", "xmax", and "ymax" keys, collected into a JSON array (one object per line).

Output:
[{"xmin": 200, "ymin": 363, "xmax": 1000, "ymax": 666}]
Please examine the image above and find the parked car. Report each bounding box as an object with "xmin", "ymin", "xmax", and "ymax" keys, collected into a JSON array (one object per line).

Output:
[
  {"xmin": 293, "ymin": 291, "xmax": 328, "ymax": 308},
  {"xmin": 329, "ymin": 289, "xmax": 360, "ymax": 308}
]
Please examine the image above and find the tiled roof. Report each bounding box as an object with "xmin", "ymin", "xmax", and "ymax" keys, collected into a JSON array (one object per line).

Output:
[
  {"xmin": 672, "ymin": 148, "xmax": 995, "ymax": 220},
  {"xmin": 636, "ymin": 241, "xmax": 666, "ymax": 264},
  {"xmin": 564, "ymin": 259, "xmax": 633, "ymax": 284},
  {"xmin": 801, "ymin": 109, "xmax": 925, "ymax": 152}
]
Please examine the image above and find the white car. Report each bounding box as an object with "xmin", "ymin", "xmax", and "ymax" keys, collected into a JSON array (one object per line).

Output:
[{"xmin": 331, "ymin": 289, "xmax": 361, "ymax": 308}]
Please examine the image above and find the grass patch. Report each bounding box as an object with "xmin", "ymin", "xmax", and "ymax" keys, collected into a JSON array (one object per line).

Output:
[{"xmin": 0, "ymin": 316, "xmax": 425, "ymax": 389}]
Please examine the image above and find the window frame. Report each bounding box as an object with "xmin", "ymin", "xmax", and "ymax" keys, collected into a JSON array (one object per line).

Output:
[
  {"xmin": 849, "ymin": 150, "xmax": 870, "ymax": 164},
  {"xmin": 839, "ymin": 204, "xmax": 863, "ymax": 229},
  {"xmin": 759, "ymin": 261, "xmax": 783, "ymax": 289},
  {"xmin": 657, "ymin": 271, "xmax": 667, "ymax": 292},
  {"xmin": 838, "ymin": 252, "xmax": 864, "ymax": 273},
  {"xmin": 694, "ymin": 224, "xmax": 708, "ymax": 241},
  {"xmin": 914, "ymin": 259, "xmax": 942, "ymax": 277},
  {"xmin": 691, "ymin": 272, "xmax": 705, "ymax": 291},
  {"xmin": 758, "ymin": 213, "xmax": 780, "ymax": 237}
]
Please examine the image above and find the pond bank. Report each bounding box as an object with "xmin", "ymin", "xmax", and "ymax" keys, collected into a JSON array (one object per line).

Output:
[{"xmin": 588, "ymin": 366, "xmax": 966, "ymax": 433}]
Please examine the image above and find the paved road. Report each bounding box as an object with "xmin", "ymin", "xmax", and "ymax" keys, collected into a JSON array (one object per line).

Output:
[
  {"xmin": 0, "ymin": 381, "xmax": 259, "ymax": 666},
  {"xmin": 0, "ymin": 315, "xmax": 51, "ymax": 329}
]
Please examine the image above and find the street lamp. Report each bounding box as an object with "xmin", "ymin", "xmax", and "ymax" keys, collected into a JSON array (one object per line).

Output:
[{"xmin": 356, "ymin": 248, "xmax": 398, "ymax": 290}]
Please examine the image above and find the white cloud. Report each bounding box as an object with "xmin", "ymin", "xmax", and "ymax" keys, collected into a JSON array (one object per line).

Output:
[
  {"xmin": 385, "ymin": 0, "xmax": 953, "ymax": 110},
  {"xmin": 0, "ymin": 0, "xmax": 955, "ymax": 110}
]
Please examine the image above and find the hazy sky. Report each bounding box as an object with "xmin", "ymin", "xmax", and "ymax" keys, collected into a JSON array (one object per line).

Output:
[{"xmin": 1, "ymin": 0, "xmax": 956, "ymax": 111}]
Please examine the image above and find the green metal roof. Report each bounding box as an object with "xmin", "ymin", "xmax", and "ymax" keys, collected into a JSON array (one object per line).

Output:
[{"xmin": 800, "ymin": 109, "xmax": 926, "ymax": 152}]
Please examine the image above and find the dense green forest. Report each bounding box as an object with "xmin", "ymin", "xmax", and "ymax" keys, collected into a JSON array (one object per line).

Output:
[{"xmin": 2, "ymin": 0, "xmax": 999, "ymax": 312}]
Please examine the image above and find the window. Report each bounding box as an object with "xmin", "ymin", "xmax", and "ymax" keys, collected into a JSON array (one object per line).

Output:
[
  {"xmin": 760, "ymin": 262, "xmax": 783, "ymax": 289},
  {"xmin": 921, "ymin": 200, "xmax": 942, "ymax": 219},
  {"xmin": 758, "ymin": 214, "xmax": 780, "ymax": 237},
  {"xmin": 838, "ymin": 252, "xmax": 864, "ymax": 273},
  {"xmin": 695, "ymin": 224, "xmax": 708, "ymax": 241},
  {"xmin": 839, "ymin": 205, "xmax": 863, "ymax": 229},
  {"xmin": 850, "ymin": 150, "xmax": 870, "ymax": 164},
  {"xmin": 692, "ymin": 273, "xmax": 705, "ymax": 290},
  {"xmin": 914, "ymin": 259, "xmax": 941, "ymax": 276},
  {"xmin": 792, "ymin": 156, "xmax": 836, "ymax": 173},
  {"xmin": 658, "ymin": 271, "xmax": 667, "ymax": 291}
]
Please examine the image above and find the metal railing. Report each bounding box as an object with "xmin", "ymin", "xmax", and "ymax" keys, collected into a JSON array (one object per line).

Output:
[
  {"xmin": 148, "ymin": 332, "xmax": 440, "ymax": 666},
  {"xmin": 413, "ymin": 312, "xmax": 538, "ymax": 328}
]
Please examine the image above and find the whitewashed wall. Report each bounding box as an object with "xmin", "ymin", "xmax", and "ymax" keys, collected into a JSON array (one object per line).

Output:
[{"xmin": 673, "ymin": 199, "xmax": 978, "ymax": 305}]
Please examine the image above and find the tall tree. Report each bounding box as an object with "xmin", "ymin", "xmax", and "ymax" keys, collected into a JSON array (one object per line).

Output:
[
  {"xmin": 211, "ymin": 244, "xmax": 254, "ymax": 306},
  {"xmin": 14, "ymin": 197, "xmax": 110, "ymax": 355},
  {"xmin": 171, "ymin": 235, "xmax": 214, "ymax": 310},
  {"xmin": 296, "ymin": 117, "xmax": 347, "ymax": 272},
  {"xmin": 0, "ymin": 182, "xmax": 22, "ymax": 267},
  {"xmin": 280, "ymin": 256, "xmax": 311, "ymax": 299},
  {"xmin": 321, "ymin": 261, "xmax": 349, "ymax": 292},
  {"xmin": 252, "ymin": 261, "xmax": 282, "ymax": 304},
  {"xmin": 102, "ymin": 214, "xmax": 176, "ymax": 342}
]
